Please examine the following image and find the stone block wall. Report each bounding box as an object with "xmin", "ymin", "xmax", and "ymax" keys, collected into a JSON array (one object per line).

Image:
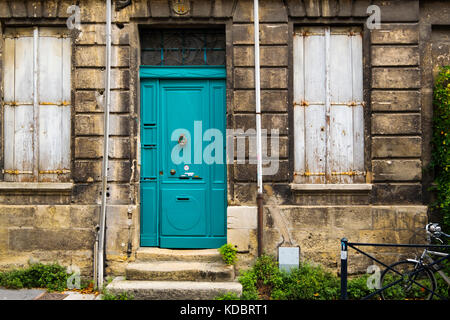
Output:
[
  {"xmin": 370, "ymin": 19, "xmax": 423, "ymax": 205},
  {"xmin": 0, "ymin": 0, "xmax": 138, "ymax": 277},
  {"xmin": 0, "ymin": 205, "xmax": 97, "ymax": 276},
  {"xmin": 0, "ymin": 0, "xmax": 444, "ymax": 277}
]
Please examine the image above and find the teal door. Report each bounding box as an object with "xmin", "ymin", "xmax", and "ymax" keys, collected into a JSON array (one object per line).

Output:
[{"xmin": 140, "ymin": 70, "xmax": 226, "ymax": 248}]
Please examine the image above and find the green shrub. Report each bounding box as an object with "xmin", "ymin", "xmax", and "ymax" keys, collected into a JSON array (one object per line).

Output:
[
  {"xmin": 214, "ymin": 292, "xmax": 240, "ymax": 300},
  {"xmin": 237, "ymin": 268, "xmax": 259, "ymax": 300},
  {"xmin": 271, "ymin": 263, "xmax": 340, "ymax": 300},
  {"xmin": 101, "ymin": 290, "xmax": 134, "ymax": 300},
  {"xmin": 0, "ymin": 262, "xmax": 71, "ymax": 292},
  {"xmin": 434, "ymin": 260, "xmax": 450, "ymax": 299},
  {"xmin": 347, "ymin": 274, "xmax": 376, "ymax": 300},
  {"xmin": 430, "ymin": 65, "xmax": 450, "ymax": 233},
  {"xmin": 216, "ymin": 255, "xmax": 449, "ymax": 300},
  {"xmin": 226, "ymin": 255, "xmax": 281, "ymax": 300},
  {"xmin": 235, "ymin": 255, "xmax": 341, "ymax": 300},
  {"xmin": 220, "ymin": 255, "xmax": 380, "ymax": 300},
  {"xmin": 218, "ymin": 244, "xmax": 238, "ymax": 265}
]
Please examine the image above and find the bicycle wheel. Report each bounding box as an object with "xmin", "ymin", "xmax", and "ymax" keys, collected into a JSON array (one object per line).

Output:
[{"xmin": 380, "ymin": 260, "xmax": 437, "ymax": 300}]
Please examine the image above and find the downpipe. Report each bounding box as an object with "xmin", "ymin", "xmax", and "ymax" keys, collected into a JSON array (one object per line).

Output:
[
  {"xmin": 93, "ymin": 224, "xmax": 100, "ymax": 288},
  {"xmin": 254, "ymin": 0, "xmax": 264, "ymax": 257},
  {"xmin": 97, "ymin": 0, "xmax": 112, "ymax": 290}
]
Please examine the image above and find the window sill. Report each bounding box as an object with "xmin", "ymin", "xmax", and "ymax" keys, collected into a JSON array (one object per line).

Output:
[
  {"xmin": 289, "ymin": 183, "xmax": 372, "ymax": 191},
  {"xmin": 0, "ymin": 182, "xmax": 73, "ymax": 192},
  {"xmin": 289, "ymin": 184, "xmax": 372, "ymax": 205}
]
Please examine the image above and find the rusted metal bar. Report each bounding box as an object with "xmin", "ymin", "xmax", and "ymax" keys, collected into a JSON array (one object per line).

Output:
[
  {"xmin": 2, "ymin": 169, "xmax": 33, "ymax": 175},
  {"xmin": 293, "ymin": 101, "xmax": 365, "ymax": 107},
  {"xmin": 331, "ymin": 171, "xmax": 366, "ymax": 176},
  {"xmin": 39, "ymin": 169, "xmax": 71, "ymax": 174},
  {"xmin": 295, "ymin": 171, "xmax": 366, "ymax": 176},
  {"xmin": 39, "ymin": 101, "xmax": 71, "ymax": 106},
  {"xmin": 302, "ymin": 172, "xmax": 326, "ymax": 176}
]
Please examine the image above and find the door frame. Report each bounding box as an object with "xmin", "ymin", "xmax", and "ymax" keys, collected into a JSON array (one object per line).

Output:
[{"xmin": 139, "ymin": 66, "xmax": 227, "ymax": 248}]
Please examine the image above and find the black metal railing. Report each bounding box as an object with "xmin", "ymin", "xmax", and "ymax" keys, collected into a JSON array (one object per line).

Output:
[{"xmin": 340, "ymin": 238, "xmax": 450, "ymax": 300}]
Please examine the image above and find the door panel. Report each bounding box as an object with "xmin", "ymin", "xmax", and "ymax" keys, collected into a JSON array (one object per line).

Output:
[
  {"xmin": 161, "ymin": 188, "xmax": 206, "ymax": 236},
  {"xmin": 140, "ymin": 77, "xmax": 226, "ymax": 248},
  {"xmin": 160, "ymin": 81, "xmax": 208, "ymax": 182}
]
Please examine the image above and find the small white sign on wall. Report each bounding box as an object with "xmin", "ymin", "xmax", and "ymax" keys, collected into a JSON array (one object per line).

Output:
[{"xmin": 278, "ymin": 247, "xmax": 300, "ymax": 273}]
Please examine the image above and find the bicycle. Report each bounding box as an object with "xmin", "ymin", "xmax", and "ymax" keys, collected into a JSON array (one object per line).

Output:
[{"xmin": 379, "ymin": 223, "xmax": 450, "ymax": 300}]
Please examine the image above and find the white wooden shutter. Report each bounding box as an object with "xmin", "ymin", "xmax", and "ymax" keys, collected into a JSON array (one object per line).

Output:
[
  {"xmin": 37, "ymin": 27, "xmax": 71, "ymax": 182},
  {"xmin": 4, "ymin": 28, "xmax": 34, "ymax": 182},
  {"xmin": 294, "ymin": 26, "xmax": 364, "ymax": 184},
  {"xmin": 3, "ymin": 27, "xmax": 71, "ymax": 182}
]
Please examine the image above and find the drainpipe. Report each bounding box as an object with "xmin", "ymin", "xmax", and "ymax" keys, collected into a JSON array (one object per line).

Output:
[
  {"xmin": 254, "ymin": 0, "xmax": 264, "ymax": 257},
  {"xmin": 97, "ymin": 0, "xmax": 112, "ymax": 289}
]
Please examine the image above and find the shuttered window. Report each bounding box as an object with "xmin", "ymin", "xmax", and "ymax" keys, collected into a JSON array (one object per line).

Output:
[
  {"xmin": 3, "ymin": 27, "xmax": 71, "ymax": 182},
  {"xmin": 293, "ymin": 26, "xmax": 364, "ymax": 184}
]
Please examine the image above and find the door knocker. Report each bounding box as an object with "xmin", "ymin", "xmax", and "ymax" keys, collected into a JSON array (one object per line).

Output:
[{"xmin": 178, "ymin": 134, "xmax": 187, "ymax": 147}]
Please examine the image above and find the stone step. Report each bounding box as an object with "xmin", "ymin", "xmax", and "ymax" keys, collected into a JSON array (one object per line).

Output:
[
  {"xmin": 126, "ymin": 261, "xmax": 235, "ymax": 282},
  {"xmin": 106, "ymin": 279, "xmax": 242, "ymax": 300},
  {"xmin": 135, "ymin": 247, "xmax": 223, "ymax": 263}
]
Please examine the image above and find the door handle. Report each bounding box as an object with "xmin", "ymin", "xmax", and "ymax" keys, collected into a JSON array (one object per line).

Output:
[{"xmin": 176, "ymin": 197, "xmax": 190, "ymax": 201}]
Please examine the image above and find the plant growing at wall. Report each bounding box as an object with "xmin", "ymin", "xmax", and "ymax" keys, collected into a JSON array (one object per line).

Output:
[
  {"xmin": 430, "ymin": 65, "xmax": 450, "ymax": 233},
  {"xmin": 218, "ymin": 244, "xmax": 238, "ymax": 265},
  {"xmin": 216, "ymin": 255, "xmax": 450, "ymax": 300},
  {"xmin": 101, "ymin": 289, "xmax": 134, "ymax": 300},
  {"xmin": 0, "ymin": 262, "xmax": 72, "ymax": 292},
  {"xmin": 216, "ymin": 255, "xmax": 377, "ymax": 300}
]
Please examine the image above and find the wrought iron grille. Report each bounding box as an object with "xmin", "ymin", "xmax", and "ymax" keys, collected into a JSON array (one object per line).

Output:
[{"xmin": 140, "ymin": 29, "xmax": 226, "ymax": 66}]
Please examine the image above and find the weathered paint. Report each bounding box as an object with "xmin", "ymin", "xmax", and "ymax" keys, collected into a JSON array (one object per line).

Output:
[
  {"xmin": 293, "ymin": 26, "xmax": 364, "ymax": 184},
  {"xmin": 3, "ymin": 27, "xmax": 71, "ymax": 182}
]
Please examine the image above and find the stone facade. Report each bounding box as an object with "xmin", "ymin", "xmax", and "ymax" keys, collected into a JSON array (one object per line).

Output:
[{"xmin": 0, "ymin": 0, "xmax": 447, "ymax": 277}]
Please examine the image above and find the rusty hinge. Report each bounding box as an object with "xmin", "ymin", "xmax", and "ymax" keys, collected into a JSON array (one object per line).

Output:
[
  {"xmin": 40, "ymin": 101, "xmax": 71, "ymax": 106},
  {"xmin": 2, "ymin": 169, "xmax": 33, "ymax": 175},
  {"xmin": 293, "ymin": 100, "xmax": 312, "ymax": 107},
  {"xmin": 296, "ymin": 171, "xmax": 366, "ymax": 177},
  {"xmin": 299, "ymin": 172, "xmax": 326, "ymax": 177},
  {"xmin": 3, "ymin": 101, "xmax": 19, "ymax": 106},
  {"xmin": 39, "ymin": 169, "xmax": 71, "ymax": 174},
  {"xmin": 331, "ymin": 171, "xmax": 366, "ymax": 176},
  {"xmin": 346, "ymin": 101, "xmax": 366, "ymax": 107}
]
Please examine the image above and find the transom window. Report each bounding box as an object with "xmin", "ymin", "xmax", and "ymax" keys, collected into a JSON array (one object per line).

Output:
[{"xmin": 140, "ymin": 28, "xmax": 226, "ymax": 66}]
